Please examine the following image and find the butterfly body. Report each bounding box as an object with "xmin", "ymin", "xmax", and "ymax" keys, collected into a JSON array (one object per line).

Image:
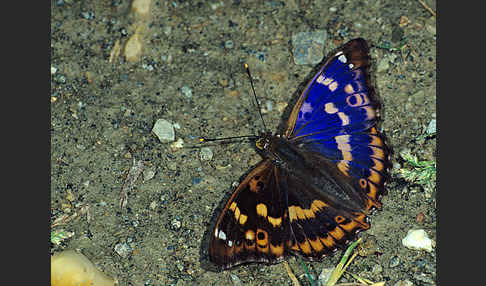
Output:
[{"xmin": 209, "ymin": 38, "xmax": 391, "ymax": 269}]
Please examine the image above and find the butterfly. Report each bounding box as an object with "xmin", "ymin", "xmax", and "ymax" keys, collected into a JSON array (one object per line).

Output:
[{"xmin": 208, "ymin": 38, "xmax": 391, "ymax": 269}]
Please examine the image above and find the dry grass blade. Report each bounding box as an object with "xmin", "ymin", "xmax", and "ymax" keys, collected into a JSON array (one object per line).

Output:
[
  {"xmin": 284, "ymin": 261, "xmax": 301, "ymax": 286},
  {"xmin": 417, "ymin": 0, "xmax": 436, "ymax": 17},
  {"xmin": 119, "ymin": 158, "xmax": 145, "ymax": 208}
]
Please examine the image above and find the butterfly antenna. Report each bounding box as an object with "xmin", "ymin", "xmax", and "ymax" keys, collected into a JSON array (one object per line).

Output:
[
  {"xmin": 244, "ymin": 63, "xmax": 268, "ymax": 132},
  {"xmin": 199, "ymin": 134, "xmax": 257, "ymax": 143}
]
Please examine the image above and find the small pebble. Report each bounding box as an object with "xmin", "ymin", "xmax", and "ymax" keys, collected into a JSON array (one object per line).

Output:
[
  {"xmin": 426, "ymin": 119, "xmax": 436, "ymax": 135},
  {"xmin": 219, "ymin": 78, "xmax": 229, "ymax": 87},
  {"xmin": 292, "ymin": 30, "xmax": 327, "ymax": 65},
  {"xmin": 377, "ymin": 57, "xmax": 390, "ymax": 73},
  {"xmin": 143, "ymin": 167, "xmax": 156, "ymax": 182},
  {"xmin": 131, "ymin": 0, "xmax": 151, "ymax": 17},
  {"xmin": 80, "ymin": 11, "xmax": 95, "ymax": 20},
  {"xmin": 152, "ymin": 119, "xmax": 175, "ymax": 143},
  {"xmin": 199, "ymin": 147, "xmax": 213, "ymax": 161},
  {"xmin": 229, "ymin": 273, "xmax": 243, "ymax": 286},
  {"xmin": 394, "ymin": 279, "xmax": 414, "ymax": 286},
  {"xmin": 149, "ymin": 201, "xmax": 157, "ymax": 210},
  {"xmin": 170, "ymin": 138, "xmax": 184, "ymax": 150},
  {"xmin": 192, "ymin": 177, "xmax": 203, "ymax": 185},
  {"xmin": 318, "ymin": 267, "xmax": 334, "ymax": 285},
  {"xmin": 181, "ymin": 85, "xmax": 192, "ymax": 98},
  {"xmin": 402, "ymin": 229, "xmax": 434, "ymax": 252},
  {"xmin": 265, "ymin": 100, "xmax": 273, "ymax": 112},
  {"xmin": 425, "ymin": 17, "xmax": 436, "ymax": 36},
  {"xmin": 224, "ymin": 40, "xmax": 234, "ymax": 49},
  {"xmin": 389, "ymin": 255, "xmax": 400, "ymax": 268},
  {"xmin": 371, "ymin": 264, "xmax": 382, "ymax": 275},
  {"xmin": 124, "ymin": 32, "xmax": 143, "ymax": 62},
  {"xmin": 416, "ymin": 212, "xmax": 425, "ymax": 223},
  {"xmin": 114, "ymin": 242, "xmax": 132, "ymax": 258},
  {"xmin": 210, "ymin": 2, "xmax": 224, "ymax": 10},
  {"xmin": 163, "ymin": 26, "xmax": 172, "ymax": 36},
  {"xmin": 51, "ymin": 66, "xmax": 57, "ymax": 75},
  {"xmin": 413, "ymin": 258, "xmax": 427, "ymax": 268},
  {"xmin": 171, "ymin": 218, "xmax": 181, "ymax": 230},
  {"xmin": 142, "ymin": 63, "xmax": 154, "ymax": 71}
]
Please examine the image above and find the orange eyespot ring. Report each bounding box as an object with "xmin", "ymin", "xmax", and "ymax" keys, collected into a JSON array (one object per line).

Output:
[
  {"xmin": 359, "ymin": 178, "xmax": 368, "ymax": 188},
  {"xmin": 335, "ymin": 215, "xmax": 345, "ymax": 223}
]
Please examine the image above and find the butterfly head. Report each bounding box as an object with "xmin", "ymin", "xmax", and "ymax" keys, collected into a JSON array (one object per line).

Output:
[{"xmin": 255, "ymin": 131, "xmax": 274, "ymax": 151}]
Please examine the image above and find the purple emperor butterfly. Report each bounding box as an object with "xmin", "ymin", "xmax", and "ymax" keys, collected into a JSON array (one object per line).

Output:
[{"xmin": 209, "ymin": 38, "xmax": 391, "ymax": 269}]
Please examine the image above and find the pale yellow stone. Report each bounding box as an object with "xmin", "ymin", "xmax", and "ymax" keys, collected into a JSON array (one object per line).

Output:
[
  {"xmin": 124, "ymin": 32, "xmax": 142, "ymax": 62},
  {"xmin": 51, "ymin": 250, "xmax": 116, "ymax": 286},
  {"xmin": 131, "ymin": 0, "xmax": 152, "ymax": 18}
]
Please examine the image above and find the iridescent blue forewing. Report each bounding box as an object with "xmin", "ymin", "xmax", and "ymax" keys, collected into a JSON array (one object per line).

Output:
[{"xmin": 284, "ymin": 38, "xmax": 389, "ymax": 209}]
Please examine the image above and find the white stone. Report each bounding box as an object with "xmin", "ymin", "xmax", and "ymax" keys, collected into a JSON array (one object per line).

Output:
[
  {"xmin": 402, "ymin": 229, "xmax": 434, "ymax": 252},
  {"xmin": 199, "ymin": 147, "xmax": 213, "ymax": 161},
  {"xmin": 152, "ymin": 119, "xmax": 175, "ymax": 143}
]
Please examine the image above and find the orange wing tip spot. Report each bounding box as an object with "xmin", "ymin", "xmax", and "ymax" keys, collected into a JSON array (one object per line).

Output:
[
  {"xmin": 256, "ymin": 203, "xmax": 268, "ymax": 217},
  {"xmin": 370, "ymin": 146, "xmax": 385, "ymax": 159},
  {"xmin": 339, "ymin": 218, "xmax": 366, "ymax": 232},
  {"xmin": 299, "ymin": 239, "xmax": 313, "ymax": 254},
  {"xmin": 329, "ymin": 227, "xmax": 345, "ymax": 241},
  {"xmin": 365, "ymin": 198, "xmax": 382, "ymax": 210},
  {"xmin": 371, "ymin": 158, "xmax": 385, "ymax": 172},
  {"xmin": 368, "ymin": 169, "xmax": 382, "ymax": 185},
  {"xmin": 270, "ymin": 243, "xmax": 284, "ymax": 256},
  {"xmin": 369, "ymin": 135, "xmax": 383, "ymax": 147},
  {"xmin": 309, "ymin": 238, "xmax": 324, "ymax": 252},
  {"xmin": 268, "ymin": 216, "xmax": 282, "ymax": 227},
  {"xmin": 367, "ymin": 182, "xmax": 379, "ymax": 199},
  {"xmin": 320, "ymin": 235, "xmax": 335, "ymax": 248}
]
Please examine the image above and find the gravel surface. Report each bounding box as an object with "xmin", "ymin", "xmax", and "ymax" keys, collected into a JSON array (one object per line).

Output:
[{"xmin": 51, "ymin": 1, "xmax": 436, "ymax": 285}]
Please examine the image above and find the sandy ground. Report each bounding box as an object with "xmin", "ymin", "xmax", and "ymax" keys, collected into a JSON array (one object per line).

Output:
[{"xmin": 51, "ymin": 1, "xmax": 436, "ymax": 285}]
